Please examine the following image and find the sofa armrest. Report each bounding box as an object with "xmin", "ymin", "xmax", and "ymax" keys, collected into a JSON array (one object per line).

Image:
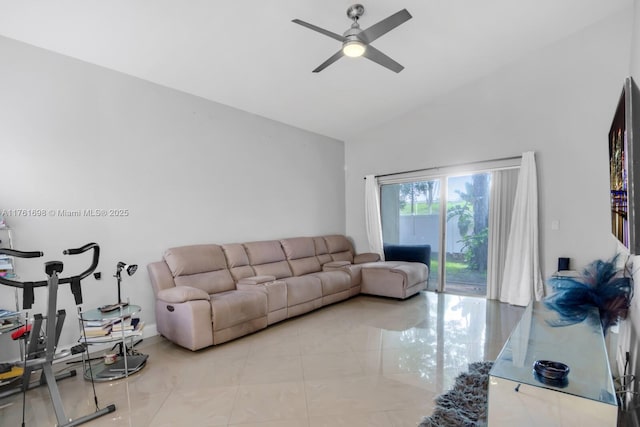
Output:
[
  {"xmin": 237, "ymin": 275, "xmax": 277, "ymax": 285},
  {"xmin": 156, "ymin": 286, "xmax": 210, "ymax": 304},
  {"xmin": 148, "ymin": 261, "xmax": 176, "ymax": 294},
  {"xmin": 354, "ymin": 253, "xmax": 381, "ymax": 264}
]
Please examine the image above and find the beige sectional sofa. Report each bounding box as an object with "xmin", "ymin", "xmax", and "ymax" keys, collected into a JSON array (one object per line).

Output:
[{"xmin": 147, "ymin": 235, "xmax": 428, "ymax": 351}]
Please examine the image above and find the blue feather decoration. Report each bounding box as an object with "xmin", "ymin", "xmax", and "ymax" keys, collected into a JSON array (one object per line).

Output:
[{"xmin": 544, "ymin": 255, "xmax": 633, "ymax": 334}]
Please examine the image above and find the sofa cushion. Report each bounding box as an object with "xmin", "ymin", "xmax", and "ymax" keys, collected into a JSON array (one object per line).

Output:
[
  {"xmin": 164, "ymin": 244, "xmax": 228, "ymax": 277},
  {"xmin": 283, "ymin": 275, "xmax": 322, "ymax": 306},
  {"xmin": 253, "ymin": 261, "xmax": 292, "ymax": 279},
  {"xmin": 360, "ymin": 261, "xmax": 428, "ymax": 299},
  {"xmin": 228, "ymin": 265, "xmax": 255, "ymax": 282},
  {"xmin": 288, "ymin": 257, "xmax": 322, "ymax": 276},
  {"xmin": 236, "ymin": 280, "xmax": 287, "ymax": 318},
  {"xmin": 174, "ymin": 270, "xmax": 236, "ymax": 294},
  {"xmin": 281, "ymin": 237, "xmax": 322, "ymax": 276},
  {"xmin": 323, "ymin": 235, "xmax": 354, "ymax": 263},
  {"xmin": 210, "ymin": 290, "xmax": 268, "ymax": 331},
  {"xmin": 244, "ymin": 240, "xmax": 286, "ymax": 265},
  {"xmin": 313, "ymin": 237, "xmax": 328, "ymax": 254},
  {"xmin": 388, "ymin": 261, "xmax": 429, "ymax": 285},
  {"xmin": 313, "ymin": 237, "xmax": 333, "ymax": 265},
  {"xmin": 244, "ymin": 240, "xmax": 293, "ymax": 279},
  {"xmin": 281, "ymin": 237, "xmax": 316, "ymax": 259},
  {"xmin": 323, "ymin": 262, "xmax": 363, "ymax": 287},
  {"xmin": 311, "ymin": 271, "xmax": 351, "ymax": 296},
  {"xmin": 323, "ymin": 235, "xmax": 352, "ymax": 254},
  {"xmin": 222, "ymin": 243, "xmax": 256, "ymax": 281},
  {"xmin": 222, "ymin": 243, "xmax": 250, "ymax": 267},
  {"xmin": 330, "ymin": 251, "xmax": 354, "ymax": 263}
]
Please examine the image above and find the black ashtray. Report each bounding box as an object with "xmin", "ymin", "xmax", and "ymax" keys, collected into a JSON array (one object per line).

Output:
[{"xmin": 533, "ymin": 360, "xmax": 569, "ymax": 386}]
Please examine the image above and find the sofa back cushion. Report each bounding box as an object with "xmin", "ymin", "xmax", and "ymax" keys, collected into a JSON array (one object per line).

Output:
[
  {"xmin": 244, "ymin": 240, "xmax": 292, "ymax": 279},
  {"xmin": 313, "ymin": 237, "xmax": 333, "ymax": 265},
  {"xmin": 222, "ymin": 243, "xmax": 256, "ymax": 281},
  {"xmin": 174, "ymin": 271, "xmax": 235, "ymax": 294},
  {"xmin": 164, "ymin": 244, "xmax": 235, "ymax": 294},
  {"xmin": 323, "ymin": 235, "xmax": 354, "ymax": 263},
  {"xmin": 281, "ymin": 237, "xmax": 321, "ymax": 276}
]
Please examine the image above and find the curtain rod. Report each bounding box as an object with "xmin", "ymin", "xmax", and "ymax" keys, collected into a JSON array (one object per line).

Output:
[{"xmin": 364, "ymin": 155, "xmax": 522, "ymax": 180}]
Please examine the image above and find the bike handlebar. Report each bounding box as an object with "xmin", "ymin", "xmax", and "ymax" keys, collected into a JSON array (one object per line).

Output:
[
  {"xmin": 63, "ymin": 242, "xmax": 97, "ymax": 256},
  {"xmin": 0, "ymin": 243, "xmax": 100, "ymax": 308},
  {"xmin": 59, "ymin": 242, "xmax": 100, "ymax": 284},
  {"xmin": 0, "ymin": 248, "xmax": 43, "ymax": 258}
]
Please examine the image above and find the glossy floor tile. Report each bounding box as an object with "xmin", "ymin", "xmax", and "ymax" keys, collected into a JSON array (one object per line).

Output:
[{"xmin": 0, "ymin": 292, "xmax": 523, "ymax": 426}]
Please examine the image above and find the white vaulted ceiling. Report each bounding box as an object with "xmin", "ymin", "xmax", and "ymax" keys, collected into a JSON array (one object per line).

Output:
[{"xmin": 0, "ymin": 0, "xmax": 631, "ymax": 140}]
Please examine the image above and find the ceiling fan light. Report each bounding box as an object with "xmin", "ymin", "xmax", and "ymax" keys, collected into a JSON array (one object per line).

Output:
[{"xmin": 343, "ymin": 40, "xmax": 366, "ymax": 58}]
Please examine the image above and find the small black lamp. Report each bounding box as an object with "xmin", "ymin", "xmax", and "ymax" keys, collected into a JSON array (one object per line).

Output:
[{"xmin": 115, "ymin": 261, "xmax": 137, "ymax": 306}]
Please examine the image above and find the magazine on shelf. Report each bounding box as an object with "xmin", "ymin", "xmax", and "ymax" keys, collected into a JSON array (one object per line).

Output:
[
  {"xmin": 111, "ymin": 317, "xmax": 140, "ymax": 332},
  {"xmin": 79, "ymin": 320, "xmax": 144, "ymax": 343},
  {"xmin": 0, "ymin": 319, "xmax": 19, "ymax": 332},
  {"xmin": 83, "ymin": 318, "xmax": 112, "ymax": 327},
  {"xmin": 81, "ymin": 325, "xmax": 112, "ymax": 337},
  {"xmin": 0, "ymin": 309, "xmax": 19, "ymax": 319}
]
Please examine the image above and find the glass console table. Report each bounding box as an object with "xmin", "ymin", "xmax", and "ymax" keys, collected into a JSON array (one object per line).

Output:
[
  {"xmin": 488, "ymin": 301, "xmax": 618, "ymax": 426},
  {"xmin": 79, "ymin": 304, "xmax": 148, "ymax": 381}
]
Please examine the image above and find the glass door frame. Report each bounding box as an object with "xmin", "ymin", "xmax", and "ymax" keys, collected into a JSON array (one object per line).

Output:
[
  {"xmin": 437, "ymin": 176, "xmax": 447, "ymax": 293},
  {"xmin": 377, "ymin": 157, "xmax": 521, "ymax": 295}
]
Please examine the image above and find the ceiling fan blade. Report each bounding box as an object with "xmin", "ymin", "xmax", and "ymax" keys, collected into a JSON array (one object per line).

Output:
[
  {"xmin": 292, "ymin": 19, "xmax": 346, "ymax": 42},
  {"xmin": 362, "ymin": 45, "xmax": 404, "ymax": 73},
  {"xmin": 313, "ymin": 50, "xmax": 345, "ymax": 73},
  {"xmin": 358, "ymin": 9, "xmax": 412, "ymax": 44}
]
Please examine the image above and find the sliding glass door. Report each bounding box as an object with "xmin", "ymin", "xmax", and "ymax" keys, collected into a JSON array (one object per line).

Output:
[
  {"xmin": 380, "ymin": 180, "xmax": 441, "ymax": 288},
  {"xmin": 380, "ymin": 166, "xmax": 516, "ymax": 297},
  {"xmin": 444, "ymin": 173, "xmax": 490, "ymax": 296}
]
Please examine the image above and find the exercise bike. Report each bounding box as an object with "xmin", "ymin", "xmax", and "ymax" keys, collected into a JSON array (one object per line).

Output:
[{"xmin": 0, "ymin": 242, "xmax": 116, "ymax": 426}]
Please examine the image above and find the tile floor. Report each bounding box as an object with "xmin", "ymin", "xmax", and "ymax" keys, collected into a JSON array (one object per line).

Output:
[{"xmin": 0, "ymin": 292, "xmax": 524, "ymax": 426}]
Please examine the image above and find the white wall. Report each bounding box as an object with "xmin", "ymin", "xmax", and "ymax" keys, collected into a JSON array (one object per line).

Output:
[
  {"xmin": 345, "ymin": 10, "xmax": 632, "ymax": 281},
  {"xmin": 0, "ymin": 36, "xmax": 345, "ymax": 354}
]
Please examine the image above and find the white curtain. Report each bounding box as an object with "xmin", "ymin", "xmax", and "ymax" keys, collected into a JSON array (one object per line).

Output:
[
  {"xmin": 487, "ymin": 168, "xmax": 519, "ymax": 300},
  {"xmin": 364, "ymin": 175, "xmax": 385, "ymax": 259},
  {"xmin": 499, "ymin": 152, "xmax": 544, "ymax": 306}
]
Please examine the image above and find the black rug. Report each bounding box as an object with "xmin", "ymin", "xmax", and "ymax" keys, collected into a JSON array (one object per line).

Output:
[{"xmin": 418, "ymin": 361, "xmax": 493, "ymax": 427}]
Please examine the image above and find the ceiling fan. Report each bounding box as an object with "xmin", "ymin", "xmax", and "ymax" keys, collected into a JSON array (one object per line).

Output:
[{"xmin": 292, "ymin": 4, "xmax": 412, "ymax": 73}]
